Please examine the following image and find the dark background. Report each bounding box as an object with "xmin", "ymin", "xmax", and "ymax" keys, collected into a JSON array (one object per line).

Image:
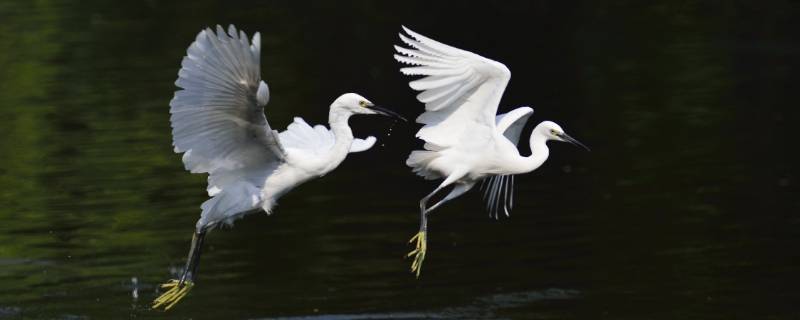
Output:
[{"xmin": 0, "ymin": 1, "xmax": 798, "ymax": 319}]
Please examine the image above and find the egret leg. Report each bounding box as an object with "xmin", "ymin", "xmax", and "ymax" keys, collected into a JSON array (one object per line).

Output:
[
  {"xmin": 152, "ymin": 229, "xmax": 208, "ymax": 311},
  {"xmin": 425, "ymin": 183, "xmax": 472, "ymax": 214},
  {"xmin": 407, "ymin": 180, "xmax": 473, "ymax": 278},
  {"xmin": 407, "ymin": 187, "xmax": 441, "ymax": 278}
]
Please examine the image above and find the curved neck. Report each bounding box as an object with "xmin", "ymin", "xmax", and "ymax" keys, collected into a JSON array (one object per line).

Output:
[
  {"xmin": 327, "ymin": 107, "xmax": 354, "ymax": 165},
  {"xmin": 522, "ymin": 131, "xmax": 550, "ymax": 173}
]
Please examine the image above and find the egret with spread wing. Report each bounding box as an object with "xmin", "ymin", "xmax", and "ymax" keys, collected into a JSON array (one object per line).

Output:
[
  {"xmin": 152, "ymin": 25, "xmax": 405, "ymax": 310},
  {"xmin": 394, "ymin": 27, "xmax": 588, "ymax": 277}
]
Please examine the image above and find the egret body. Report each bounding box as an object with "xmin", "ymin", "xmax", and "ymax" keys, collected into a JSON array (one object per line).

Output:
[
  {"xmin": 152, "ymin": 25, "xmax": 405, "ymax": 310},
  {"xmin": 394, "ymin": 27, "xmax": 588, "ymax": 276}
]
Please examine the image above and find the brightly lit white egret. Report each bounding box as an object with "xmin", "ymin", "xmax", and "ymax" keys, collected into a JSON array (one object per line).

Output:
[
  {"xmin": 394, "ymin": 26, "xmax": 588, "ymax": 277},
  {"xmin": 152, "ymin": 25, "xmax": 406, "ymax": 310}
]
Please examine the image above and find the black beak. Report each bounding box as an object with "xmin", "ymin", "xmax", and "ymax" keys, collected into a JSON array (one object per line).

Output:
[
  {"xmin": 368, "ymin": 104, "xmax": 407, "ymax": 122},
  {"xmin": 557, "ymin": 132, "xmax": 590, "ymax": 151}
]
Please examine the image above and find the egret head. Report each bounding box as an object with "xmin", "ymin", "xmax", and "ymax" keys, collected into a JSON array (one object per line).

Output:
[
  {"xmin": 333, "ymin": 93, "xmax": 406, "ymax": 122},
  {"xmin": 538, "ymin": 121, "xmax": 589, "ymax": 151}
]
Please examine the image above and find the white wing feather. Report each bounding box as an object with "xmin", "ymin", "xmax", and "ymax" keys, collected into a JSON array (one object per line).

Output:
[
  {"xmin": 349, "ymin": 136, "xmax": 377, "ymax": 153},
  {"xmin": 394, "ymin": 26, "xmax": 511, "ymax": 149},
  {"xmin": 170, "ymin": 25, "xmax": 284, "ymax": 228},
  {"xmin": 495, "ymin": 106, "xmax": 533, "ymax": 145},
  {"xmin": 277, "ymin": 117, "xmax": 375, "ymax": 154},
  {"xmin": 278, "ymin": 117, "xmax": 335, "ymax": 155}
]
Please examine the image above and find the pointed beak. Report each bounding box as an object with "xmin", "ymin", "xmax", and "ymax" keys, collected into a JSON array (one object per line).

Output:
[
  {"xmin": 367, "ymin": 104, "xmax": 407, "ymax": 122},
  {"xmin": 557, "ymin": 132, "xmax": 590, "ymax": 151}
]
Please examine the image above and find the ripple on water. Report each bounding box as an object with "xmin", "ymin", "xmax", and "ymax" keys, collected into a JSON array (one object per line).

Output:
[{"xmin": 256, "ymin": 288, "xmax": 580, "ymax": 320}]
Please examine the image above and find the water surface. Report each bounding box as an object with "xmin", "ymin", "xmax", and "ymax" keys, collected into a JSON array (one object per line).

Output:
[{"xmin": 0, "ymin": 1, "xmax": 798, "ymax": 319}]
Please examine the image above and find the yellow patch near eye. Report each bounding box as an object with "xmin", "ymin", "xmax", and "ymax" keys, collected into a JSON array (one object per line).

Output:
[{"xmin": 359, "ymin": 101, "xmax": 367, "ymax": 107}]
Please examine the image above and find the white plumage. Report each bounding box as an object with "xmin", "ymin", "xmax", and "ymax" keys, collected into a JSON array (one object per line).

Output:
[
  {"xmin": 279, "ymin": 117, "xmax": 376, "ymax": 155},
  {"xmin": 170, "ymin": 25, "xmax": 395, "ymax": 230},
  {"xmin": 170, "ymin": 25, "xmax": 284, "ymax": 229},
  {"xmin": 396, "ymin": 27, "xmax": 511, "ymax": 150},
  {"xmin": 154, "ymin": 25, "xmax": 405, "ymax": 310},
  {"xmin": 395, "ymin": 26, "xmax": 588, "ymax": 277}
]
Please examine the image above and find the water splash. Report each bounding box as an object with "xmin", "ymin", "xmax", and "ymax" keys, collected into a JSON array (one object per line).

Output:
[
  {"xmin": 381, "ymin": 121, "xmax": 397, "ymax": 148},
  {"xmin": 131, "ymin": 277, "xmax": 139, "ymax": 300}
]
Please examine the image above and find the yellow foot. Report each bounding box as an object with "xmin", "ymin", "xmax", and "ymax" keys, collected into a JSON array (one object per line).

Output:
[
  {"xmin": 152, "ymin": 279, "xmax": 194, "ymax": 311},
  {"xmin": 406, "ymin": 231, "xmax": 427, "ymax": 278}
]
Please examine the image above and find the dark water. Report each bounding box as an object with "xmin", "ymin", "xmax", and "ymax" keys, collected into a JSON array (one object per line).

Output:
[{"xmin": 1, "ymin": 1, "xmax": 799, "ymax": 319}]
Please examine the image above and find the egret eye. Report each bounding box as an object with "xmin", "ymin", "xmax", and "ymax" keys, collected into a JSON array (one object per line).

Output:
[
  {"xmin": 550, "ymin": 129, "xmax": 557, "ymax": 135},
  {"xmin": 359, "ymin": 100, "xmax": 367, "ymax": 107}
]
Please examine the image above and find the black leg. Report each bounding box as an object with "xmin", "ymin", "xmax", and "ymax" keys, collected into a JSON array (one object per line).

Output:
[
  {"xmin": 178, "ymin": 229, "xmax": 207, "ymax": 287},
  {"xmin": 189, "ymin": 230, "xmax": 206, "ymax": 279},
  {"xmin": 153, "ymin": 229, "xmax": 208, "ymax": 311}
]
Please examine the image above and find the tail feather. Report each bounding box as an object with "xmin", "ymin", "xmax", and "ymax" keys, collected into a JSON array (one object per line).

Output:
[{"xmin": 197, "ymin": 181, "xmax": 262, "ymax": 229}]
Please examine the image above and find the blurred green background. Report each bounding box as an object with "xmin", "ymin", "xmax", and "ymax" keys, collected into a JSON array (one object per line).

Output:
[{"xmin": 0, "ymin": 1, "xmax": 798, "ymax": 319}]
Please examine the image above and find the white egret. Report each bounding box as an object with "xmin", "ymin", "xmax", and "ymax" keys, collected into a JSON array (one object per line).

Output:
[
  {"xmin": 394, "ymin": 27, "xmax": 588, "ymax": 277},
  {"xmin": 152, "ymin": 25, "xmax": 405, "ymax": 310}
]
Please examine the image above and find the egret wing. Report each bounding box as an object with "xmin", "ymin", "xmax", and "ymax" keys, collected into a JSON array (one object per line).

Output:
[
  {"xmin": 495, "ymin": 106, "xmax": 533, "ymax": 145},
  {"xmin": 277, "ymin": 117, "xmax": 377, "ymax": 153},
  {"xmin": 170, "ymin": 25, "xmax": 286, "ymax": 222},
  {"xmin": 481, "ymin": 175, "xmax": 515, "ymax": 219},
  {"xmin": 278, "ymin": 117, "xmax": 336, "ymax": 155},
  {"xmin": 349, "ymin": 136, "xmax": 377, "ymax": 153},
  {"xmin": 394, "ymin": 26, "xmax": 511, "ymax": 149}
]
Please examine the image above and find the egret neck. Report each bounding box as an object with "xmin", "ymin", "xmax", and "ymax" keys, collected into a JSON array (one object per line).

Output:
[
  {"xmin": 522, "ymin": 126, "xmax": 551, "ymax": 173},
  {"xmin": 326, "ymin": 106, "xmax": 355, "ymax": 170}
]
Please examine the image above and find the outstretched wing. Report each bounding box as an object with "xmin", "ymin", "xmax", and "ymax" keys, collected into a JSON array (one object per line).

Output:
[
  {"xmin": 481, "ymin": 175, "xmax": 515, "ymax": 219},
  {"xmin": 394, "ymin": 26, "xmax": 511, "ymax": 149},
  {"xmin": 484, "ymin": 107, "xmax": 532, "ymax": 217},
  {"xmin": 170, "ymin": 25, "xmax": 285, "ymax": 226},
  {"xmin": 495, "ymin": 106, "xmax": 533, "ymax": 145}
]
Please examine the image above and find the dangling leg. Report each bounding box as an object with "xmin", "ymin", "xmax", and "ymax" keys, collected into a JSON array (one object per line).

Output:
[
  {"xmin": 426, "ymin": 183, "xmax": 473, "ymax": 214},
  {"xmin": 152, "ymin": 228, "xmax": 208, "ymax": 310},
  {"xmin": 407, "ymin": 170, "xmax": 472, "ymax": 277},
  {"xmin": 407, "ymin": 186, "xmax": 443, "ymax": 277}
]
